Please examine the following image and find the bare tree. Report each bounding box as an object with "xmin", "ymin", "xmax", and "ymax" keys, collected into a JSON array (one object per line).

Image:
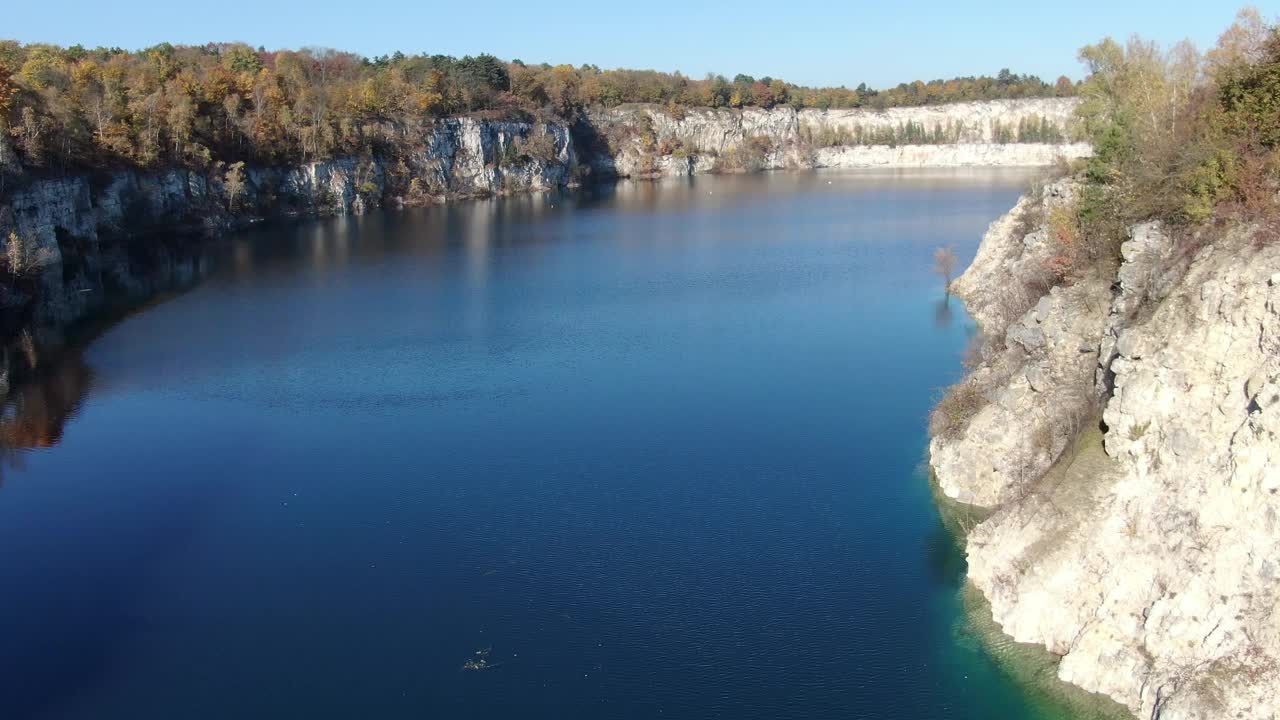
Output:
[
  {"xmin": 934, "ymin": 245, "xmax": 958, "ymax": 296},
  {"xmin": 224, "ymin": 162, "xmax": 247, "ymax": 210}
]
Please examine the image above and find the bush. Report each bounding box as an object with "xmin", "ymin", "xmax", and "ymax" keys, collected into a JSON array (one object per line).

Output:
[
  {"xmin": 1044, "ymin": 203, "xmax": 1083, "ymax": 281},
  {"xmin": 716, "ymin": 135, "xmax": 774, "ymax": 172},
  {"xmin": 501, "ymin": 131, "xmax": 560, "ymax": 165},
  {"xmin": 1072, "ymin": 12, "xmax": 1280, "ymax": 253},
  {"xmin": 657, "ymin": 136, "xmax": 687, "ymax": 156},
  {"xmin": 523, "ymin": 133, "xmax": 561, "ymax": 164},
  {"xmin": 930, "ymin": 379, "xmax": 989, "ymax": 439},
  {"xmin": 1016, "ymin": 115, "xmax": 1066, "ymax": 143},
  {"xmin": 1011, "ymin": 183, "xmax": 1046, "ymax": 241}
]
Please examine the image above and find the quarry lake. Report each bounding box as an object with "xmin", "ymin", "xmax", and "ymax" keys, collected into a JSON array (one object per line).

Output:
[{"xmin": 0, "ymin": 169, "xmax": 1110, "ymax": 719}]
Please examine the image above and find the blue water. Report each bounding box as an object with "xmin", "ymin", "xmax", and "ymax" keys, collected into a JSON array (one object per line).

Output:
[{"xmin": 0, "ymin": 170, "xmax": 1065, "ymax": 719}]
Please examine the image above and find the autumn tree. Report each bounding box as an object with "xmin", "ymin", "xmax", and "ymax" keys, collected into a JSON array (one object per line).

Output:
[{"xmin": 0, "ymin": 62, "xmax": 16, "ymax": 116}]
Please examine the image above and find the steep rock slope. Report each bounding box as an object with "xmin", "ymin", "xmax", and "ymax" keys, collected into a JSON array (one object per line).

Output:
[
  {"xmin": 589, "ymin": 98, "xmax": 1087, "ymax": 176},
  {"xmin": 932, "ymin": 185, "xmax": 1280, "ymax": 719}
]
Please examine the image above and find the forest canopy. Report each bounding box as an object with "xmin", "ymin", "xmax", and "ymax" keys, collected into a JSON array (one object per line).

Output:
[{"xmin": 0, "ymin": 40, "xmax": 1074, "ymax": 175}]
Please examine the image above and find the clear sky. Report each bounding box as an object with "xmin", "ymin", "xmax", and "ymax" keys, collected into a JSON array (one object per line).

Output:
[{"xmin": 6, "ymin": 1, "xmax": 1275, "ymax": 87}]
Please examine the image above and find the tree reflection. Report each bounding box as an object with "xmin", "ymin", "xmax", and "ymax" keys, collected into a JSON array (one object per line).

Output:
[
  {"xmin": 934, "ymin": 296, "xmax": 954, "ymax": 328},
  {"xmin": 0, "ymin": 345, "xmax": 93, "ymax": 483}
]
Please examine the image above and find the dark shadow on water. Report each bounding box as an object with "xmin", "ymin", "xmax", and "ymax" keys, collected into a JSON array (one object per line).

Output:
[
  {"xmin": 0, "ymin": 288, "xmax": 218, "ymax": 718},
  {"xmin": 0, "ymin": 244, "xmax": 208, "ymax": 481},
  {"xmin": 0, "ymin": 349, "xmax": 93, "ymax": 480},
  {"xmin": 0, "ymin": 494, "xmax": 214, "ymax": 720}
]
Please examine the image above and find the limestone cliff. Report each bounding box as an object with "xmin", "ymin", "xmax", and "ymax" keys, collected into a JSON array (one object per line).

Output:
[
  {"xmin": 589, "ymin": 98, "xmax": 1087, "ymax": 176},
  {"xmin": 931, "ymin": 183, "xmax": 1280, "ymax": 719},
  {"xmin": 0, "ymin": 99, "xmax": 1084, "ymax": 332},
  {"xmin": 0, "ymin": 118, "xmax": 575, "ymax": 326}
]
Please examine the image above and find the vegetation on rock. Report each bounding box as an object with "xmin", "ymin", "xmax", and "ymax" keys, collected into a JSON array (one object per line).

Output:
[
  {"xmin": 0, "ymin": 39, "xmax": 1072, "ymax": 183},
  {"xmin": 929, "ymin": 8, "xmax": 1280, "ymax": 459},
  {"xmin": 1064, "ymin": 8, "xmax": 1280, "ymax": 278}
]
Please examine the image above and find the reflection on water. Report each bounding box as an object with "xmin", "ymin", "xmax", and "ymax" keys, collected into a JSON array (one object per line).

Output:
[
  {"xmin": 0, "ymin": 333, "xmax": 92, "ymax": 483},
  {"xmin": 0, "ymin": 168, "xmax": 1114, "ymax": 720},
  {"xmin": 0, "ymin": 349, "xmax": 91, "ymax": 450},
  {"xmin": 215, "ymin": 168, "xmax": 1040, "ymax": 288},
  {"xmin": 0, "ymin": 256, "xmax": 205, "ymax": 473},
  {"xmin": 934, "ymin": 296, "xmax": 956, "ymax": 328}
]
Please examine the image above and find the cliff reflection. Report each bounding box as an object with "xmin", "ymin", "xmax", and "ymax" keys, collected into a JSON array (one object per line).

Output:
[
  {"xmin": 0, "ymin": 342, "xmax": 92, "ymax": 476},
  {"xmin": 0, "ymin": 240, "xmax": 205, "ymax": 472},
  {"xmin": 0, "ymin": 168, "xmax": 1030, "ymax": 474}
]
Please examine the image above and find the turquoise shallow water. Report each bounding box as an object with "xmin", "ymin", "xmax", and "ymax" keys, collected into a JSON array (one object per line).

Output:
[{"xmin": 0, "ymin": 169, "xmax": 1119, "ymax": 719}]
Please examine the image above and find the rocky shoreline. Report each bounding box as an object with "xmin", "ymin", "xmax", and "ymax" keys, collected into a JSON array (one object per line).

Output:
[{"xmin": 930, "ymin": 181, "xmax": 1280, "ymax": 719}]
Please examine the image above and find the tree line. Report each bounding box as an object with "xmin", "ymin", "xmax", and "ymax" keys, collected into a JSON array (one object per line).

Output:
[
  {"xmin": 1053, "ymin": 6, "xmax": 1280, "ymax": 283},
  {"xmin": 800, "ymin": 114, "xmax": 1072, "ymax": 148},
  {"xmin": 0, "ymin": 40, "xmax": 1074, "ymax": 178}
]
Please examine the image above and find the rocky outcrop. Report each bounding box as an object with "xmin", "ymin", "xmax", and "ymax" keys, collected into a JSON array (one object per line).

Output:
[
  {"xmin": 932, "ymin": 183, "xmax": 1280, "ymax": 719},
  {"xmin": 931, "ymin": 180, "xmax": 1107, "ymax": 507}
]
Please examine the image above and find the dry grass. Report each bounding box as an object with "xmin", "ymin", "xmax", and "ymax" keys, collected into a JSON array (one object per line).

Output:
[
  {"xmin": 930, "ymin": 378, "xmax": 989, "ymax": 440},
  {"xmin": 715, "ymin": 135, "xmax": 776, "ymax": 173}
]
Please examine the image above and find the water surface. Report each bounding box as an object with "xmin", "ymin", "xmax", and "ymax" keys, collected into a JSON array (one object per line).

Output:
[{"xmin": 0, "ymin": 170, "xmax": 1106, "ymax": 719}]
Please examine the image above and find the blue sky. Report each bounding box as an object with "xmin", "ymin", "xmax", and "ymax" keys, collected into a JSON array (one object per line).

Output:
[{"xmin": 7, "ymin": 1, "xmax": 1274, "ymax": 87}]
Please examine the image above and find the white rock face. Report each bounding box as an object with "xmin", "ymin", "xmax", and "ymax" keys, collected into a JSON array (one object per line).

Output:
[
  {"xmin": 931, "ymin": 180, "xmax": 1105, "ymax": 506},
  {"xmin": 603, "ymin": 104, "xmax": 806, "ymax": 156},
  {"xmin": 591, "ymin": 98, "xmax": 1086, "ymax": 176},
  {"xmin": 932, "ymin": 184, "xmax": 1280, "ymax": 719},
  {"xmin": 930, "ymin": 276, "xmax": 1109, "ymax": 507},
  {"xmin": 0, "ymin": 118, "xmax": 577, "ymax": 325},
  {"xmin": 951, "ymin": 186, "xmax": 1059, "ymax": 330},
  {"xmin": 800, "ymin": 98, "xmax": 1081, "ymax": 143},
  {"xmin": 409, "ymin": 119, "xmax": 575, "ymax": 195},
  {"xmin": 0, "ymin": 177, "xmax": 94, "ymax": 272}
]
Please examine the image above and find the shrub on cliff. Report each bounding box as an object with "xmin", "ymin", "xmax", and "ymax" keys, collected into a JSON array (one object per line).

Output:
[
  {"xmin": 502, "ymin": 132, "xmax": 559, "ymax": 166},
  {"xmin": 223, "ymin": 162, "xmax": 247, "ymax": 210},
  {"xmin": 930, "ymin": 378, "xmax": 988, "ymax": 440},
  {"xmin": 1073, "ymin": 9, "xmax": 1280, "ymax": 255},
  {"xmin": 715, "ymin": 135, "xmax": 775, "ymax": 173}
]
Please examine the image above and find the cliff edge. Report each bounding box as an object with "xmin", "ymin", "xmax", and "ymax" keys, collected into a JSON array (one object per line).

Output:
[{"xmin": 931, "ymin": 182, "xmax": 1280, "ymax": 719}]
